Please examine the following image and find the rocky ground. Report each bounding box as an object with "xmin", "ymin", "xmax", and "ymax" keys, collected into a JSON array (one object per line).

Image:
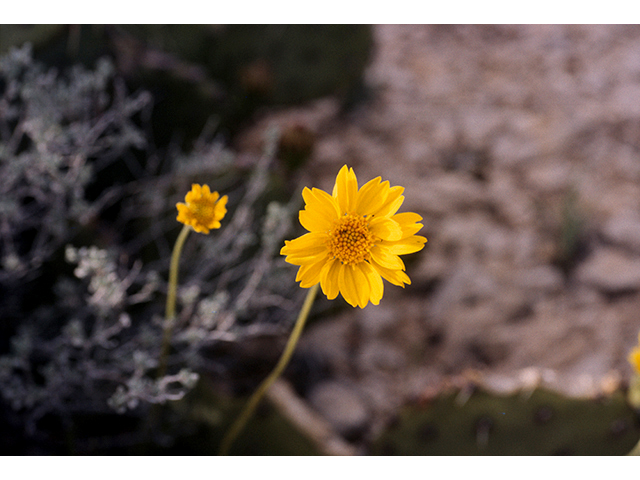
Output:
[{"xmin": 241, "ymin": 25, "xmax": 640, "ymax": 450}]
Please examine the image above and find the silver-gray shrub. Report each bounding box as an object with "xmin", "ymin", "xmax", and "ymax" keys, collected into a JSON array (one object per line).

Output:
[
  {"xmin": 0, "ymin": 45, "xmax": 299, "ymax": 450},
  {"xmin": 0, "ymin": 44, "xmax": 151, "ymax": 284}
]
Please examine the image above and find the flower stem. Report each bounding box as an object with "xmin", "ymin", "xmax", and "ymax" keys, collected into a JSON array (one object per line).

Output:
[
  {"xmin": 219, "ymin": 282, "xmax": 320, "ymax": 455},
  {"xmin": 158, "ymin": 224, "xmax": 191, "ymax": 379}
]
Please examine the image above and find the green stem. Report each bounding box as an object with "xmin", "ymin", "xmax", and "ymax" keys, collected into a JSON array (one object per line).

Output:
[
  {"xmin": 158, "ymin": 224, "xmax": 191, "ymax": 379},
  {"xmin": 219, "ymin": 283, "xmax": 320, "ymax": 455}
]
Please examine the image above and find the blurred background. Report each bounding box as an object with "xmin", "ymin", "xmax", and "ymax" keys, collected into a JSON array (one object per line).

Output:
[{"xmin": 1, "ymin": 24, "xmax": 640, "ymax": 455}]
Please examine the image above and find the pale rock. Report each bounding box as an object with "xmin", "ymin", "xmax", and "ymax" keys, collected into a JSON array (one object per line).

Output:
[
  {"xmin": 481, "ymin": 227, "xmax": 513, "ymax": 259},
  {"xmin": 297, "ymin": 314, "xmax": 355, "ymax": 376},
  {"xmin": 610, "ymin": 83, "xmax": 640, "ymax": 117},
  {"xmin": 526, "ymin": 161, "xmax": 572, "ymax": 193},
  {"xmin": 430, "ymin": 117, "xmax": 457, "ymax": 149},
  {"xmin": 489, "ymin": 171, "xmax": 535, "ymax": 227},
  {"xmin": 307, "ymin": 381, "xmax": 370, "ymax": 438},
  {"xmin": 356, "ymin": 340, "xmax": 408, "ymax": 373},
  {"xmin": 491, "ymin": 132, "xmax": 546, "ymax": 166},
  {"xmin": 602, "ymin": 210, "xmax": 640, "ymax": 252},
  {"xmin": 427, "ymin": 260, "xmax": 494, "ymax": 321},
  {"xmin": 357, "ymin": 303, "xmax": 399, "ymax": 338},
  {"xmin": 413, "ymin": 249, "xmax": 449, "ymax": 283},
  {"xmin": 401, "ymin": 139, "xmax": 438, "ymax": 167},
  {"xmin": 612, "ymin": 143, "xmax": 640, "ymax": 181},
  {"xmin": 460, "ymin": 107, "xmax": 504, "ymax": 146},
  {"xmin": 314, "ymin": 137, "xmax": 347, "ymax": 165},
  {"xmin": 513, "ymin": 228, "xmax": 540, "ymax": 265},
  {"xmin": 513, "ymin": 265, "xmax": 564, "ymax": 292},
  {"xmin": 439, "ymin": 212, "xmax": 495, "ymax": 249},
  {"xmin": 575, "ymin": 247, "xmax": 640, "ymax": 292},
  {"xmin": 404, "ymin": 174, "xmax": 487, "ymax": 215}
]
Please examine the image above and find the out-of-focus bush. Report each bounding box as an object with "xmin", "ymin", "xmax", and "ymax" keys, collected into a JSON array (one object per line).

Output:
[{"xmin": 0, "ymin": 44, "xmax": 301, "ymax": 454}]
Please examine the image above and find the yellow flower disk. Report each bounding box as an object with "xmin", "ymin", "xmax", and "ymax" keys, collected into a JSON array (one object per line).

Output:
[
  {"xmin": 629, "ymin": 332, "xmax": 640, "ymax": 375},
  {"xmin": 281, "ymin": 165, "xmax": 427, "ymax": 308},
  {"xmin": 176, "ymin": 184, "xmax": 228, "ymax": 234}
]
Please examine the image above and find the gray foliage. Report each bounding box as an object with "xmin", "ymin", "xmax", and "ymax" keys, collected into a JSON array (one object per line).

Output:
[{"xmin": 0, "ymin": 44, "xmax": 299, "ymax": 450}]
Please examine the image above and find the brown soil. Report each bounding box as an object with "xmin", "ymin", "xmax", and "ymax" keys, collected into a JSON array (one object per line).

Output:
[{"xmin": 241, "ymin": 25, "xmax": 640, "ymax": 450}]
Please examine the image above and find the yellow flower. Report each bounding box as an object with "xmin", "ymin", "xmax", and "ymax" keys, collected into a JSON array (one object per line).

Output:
[
  {"xmin": 281, "ymin": 165, "xmax": 427, "ymax": 308},
  {"xmin": 630, "ymin": 332, "xmax": 640, "ymax": 375},
  {"xmin": 176, "ymin": 184, "xmax": 228, "ymax": 234}
]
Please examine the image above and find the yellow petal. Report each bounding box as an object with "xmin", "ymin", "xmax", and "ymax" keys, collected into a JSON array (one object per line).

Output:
[
  {"xmin": 351, "ymin": 262, "xmax": 372, "ymax": 308},
  {"xmin": 382, "ymin": 235, "xmax": 427, "ymax": 255},
  {"xmin": 370, "ymin": 259, "xmax": 411, "ymax": 287},
  {"xmin": 285, "ymin": 248, "xmax": 330, "ymax": 266},
  {"xmin": 332, "ymin": 165, "xmax": 358, "ymax": 213},
  {"xmin": 354, "ymin": 177, "xmax": 388, "ymax": 216},
  {"xmin": 176, "ymin": 203, "xmax": 189, "ymax": 215},
  {"xmin": 369, "ymin": 216, "xmax": 403, "ymax": 241},
  {"xmin": 338, "ymin": 264, "xmax": 359, "ymax": 307},
  {"xmin": 302, "ymin": 187, "xmax": 341, "ymax": 227},
  {"xmin": 300, "ymin": 209, "xmax": 331, "ymax": 232},
  {"xmin": 281, "ymin": 232, "xmax": 328, "ymax": 257},
  {"xmin": 215, "ymin": 197, "xmax": 228, "ymax": 218},
  {"xmin": 392, "ymin": 212, "xmax": 423, "ymax": 238},
  {"xmin": 320, "ymin": 257, "xmax": 341, "ymax": 300},
  {"xmin": 360, "ymin": 262, "xmax": 383, "ymax": 305},
  {"xmin": 296, "ymin": 260, "xmax": 325, "ymax": 288},
  {"xmin": 373, "ymin": 186, "xmax": 404, "ymax": 217},
  {"xmin": 370, "ymin": 245, "xmax": 405, "ymax": 271},
  {"xmin": 192, "ymin": 223, "xmax": 209, "ymax": 234}
]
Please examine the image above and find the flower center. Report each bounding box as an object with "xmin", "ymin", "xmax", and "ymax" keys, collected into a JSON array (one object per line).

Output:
[
  {"xmin": 192, "ymin": 200, "xmax": 215, "ymax": 224},
  {"xmin": 327, "ymin": 213, "xmax": 375, "ymax": 265}
]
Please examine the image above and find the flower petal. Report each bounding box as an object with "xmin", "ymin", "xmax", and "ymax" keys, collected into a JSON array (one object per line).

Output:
[
  {"xmin": 300, "ymin": 209, "xmax": 331, "ymax": 232},
  {"xmin": 320, "ymin": 257, "xmax": 341, "ymax": 300},
  {"xmin": 369, "ymin": 216, "xmax": 403, "ymax": 241},
  {"xmin": 332, "ymin": 165, "xmax": 358, "ymax": 213},
  {"xmin": 346, "ymin": 262, "xmax": 370, "ymax": 308},
  {"xmin": 370, "ymin": 259, "xmax": 411, "ymax": 287},
  {"xmin": 360, "ymin": 262, "xmax": 383, "ymax": 305},
  {"xmin": 338, "ymin": 264, "xmax": 359, "ymax": 307},
  {"xmin": 296, "ymin": 260, "xmax": 326, "ymax": 288},
  {"xmin": 281, "ymin": 231, "xmax": 328, "ymax": 254},
  {"xmin": 354, "ymin": 177, "xmax": 388, "ymax": 216},
  {"xmin": 284, "ymin": 246, "xmax": 331, "ymax": 265},
  {"xmin": 281, "ymin": 233, "xmax": 329, "ymax": 265},
  {"xmin": 302, "ymin": 187, "xmax": 341, "ymax": 228},
  {"xmin": 382, "ymin": 235, "xmax": 427, "ymax": 255},
  {"xmin": 372, "ymin": 186, "xmax": 404, "ymax": 217},
  {"xmin": 392, "ymin": 212, "xmax": 424, "ymax": 238},
  {"xmin": 370, "ymin": 244, "xmax": 405, "ymax": 271}
]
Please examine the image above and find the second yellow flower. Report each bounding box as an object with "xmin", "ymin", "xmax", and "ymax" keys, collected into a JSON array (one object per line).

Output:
[{"xmin": 176, "ymin": 184, "xmax": 228, "ymax": 234}]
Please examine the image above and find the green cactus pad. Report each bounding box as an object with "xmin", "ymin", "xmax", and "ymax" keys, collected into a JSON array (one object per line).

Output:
[{"xmin": 372, "ymin": 387, "xmax": 640, "ymax": 455}]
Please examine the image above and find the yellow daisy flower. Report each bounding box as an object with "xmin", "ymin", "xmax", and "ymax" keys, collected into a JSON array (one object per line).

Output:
[
  {"xmin": 630, "ymin": 332, "xmax": 640, "ymax": 375},
  {"xmin": 281, "ymin": 165, "xmax": 427, "ymax": 308},
  {"xmin": 176, "ymin": 184, "xmax": 228, "ymax": 234}
]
